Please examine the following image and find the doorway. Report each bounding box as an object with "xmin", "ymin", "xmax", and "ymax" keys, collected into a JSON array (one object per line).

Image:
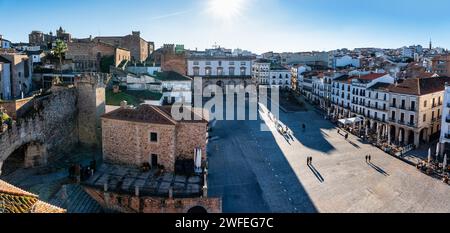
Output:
[{"xmin": 151, "ymin": 154, "xmax": 158, "ymax": 168}]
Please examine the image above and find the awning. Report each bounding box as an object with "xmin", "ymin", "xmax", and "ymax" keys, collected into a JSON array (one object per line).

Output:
[{"xmin": 338, "ymin": 117, "xmax": 363, "ymax": 125}]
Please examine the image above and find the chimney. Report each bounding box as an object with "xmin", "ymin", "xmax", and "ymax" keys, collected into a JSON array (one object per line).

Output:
[
  {"xmin": 120, "ymin": 100, "xmax": 128, "ymax": 109},
  {"xmin": 132, "ymin": 31, "xmax": 140, "ymax": 37}
]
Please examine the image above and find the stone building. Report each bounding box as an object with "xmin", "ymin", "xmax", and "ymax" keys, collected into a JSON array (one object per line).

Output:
[
  {"xmin": 56, "ymin": 27, "xmax": 72, "ymax": 43},
  {"xmin": 94, "ymin": 31, "xmax": 152, "ymax": 62},
  {"xmin": 155, "ymin": 44, "xmax": 187, "ymax": 75},
  {"xmin": 83, "ymin": 104, "xmax": 221, "ymax": 213},
  {"xmin": 0, "ymin": 73, "xmax": 107, "ymax": 175},
  {"xmin": 66, "ymin": 40, "xmax": 130, "ymax": 72},
  {"xmin": 101, "ymin": 104, "xmax": 208, "ymax": 172},
  {"xmin": 433, "ymin": 55, "xmax": 450, "ymax": 77},
  {"xmin": 0, "ymin": 53, "xmax": 32, "ymax": 99}
]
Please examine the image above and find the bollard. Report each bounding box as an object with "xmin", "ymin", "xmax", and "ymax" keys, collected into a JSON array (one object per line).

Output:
[
  {"xmin": 202, "ymin": 185, "xmax": 208, "ymax": 198},
  {"xmin": 169, "ymin": 187, "xmax": 173, "ymax": 199},
  {"xmin": 135, "ymin": 185, "xmax": 140, "ymax": 197}
]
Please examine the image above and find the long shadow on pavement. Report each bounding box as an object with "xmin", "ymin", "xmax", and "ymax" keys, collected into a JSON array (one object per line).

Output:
[{"xmin": 208, "ymin": 95, "xmax": 318, "ymax": 213}]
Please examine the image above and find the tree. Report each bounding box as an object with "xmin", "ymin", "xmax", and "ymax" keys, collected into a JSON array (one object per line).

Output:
[{"xmin": 52, "ymin": 39, "xmax": 68, "ymax": 78}]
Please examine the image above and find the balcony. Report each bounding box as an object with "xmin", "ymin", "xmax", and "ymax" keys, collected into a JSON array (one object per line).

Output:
[
  {"xmin": 399, "ymin": 105, "xmax": 406, "ymax": 110},
  {"xmin": 390, "ymin": 104, "xmax": 397, "ymax": 108},
  {"xmin": 398, "ymin": 120, "xmax": 405, "ymax": 125},
  {"xmin": 407, "ymin": 122, "xmax": 416, "ymax": 127},
  {"xmin": 389, "ymin": 118, "xmax": 396, "ymax": 123}
]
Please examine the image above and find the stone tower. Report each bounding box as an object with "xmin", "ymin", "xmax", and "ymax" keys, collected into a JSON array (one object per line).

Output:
[{"xmin": 74, "ymin": 73, "xmax": 108, "ymax": 148}]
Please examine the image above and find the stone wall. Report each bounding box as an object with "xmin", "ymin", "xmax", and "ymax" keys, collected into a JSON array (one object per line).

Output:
[
  {"xmin": 84, "ymin": 187, "xmax": 222, "ymax": 213},
  {"xmin": 94, "ymin": 32, "xmax": 149, "ymax": 62},
  {"xmin": 0, "ymin": 96, "xmax": 33, "ymax": 119},
  {"xmin": 176, "ymin": 122, "xmax": 207, "ymax": 161},
  {"xmin": 66, "ymin": 41, "xmax": 129, "ymax": 72},
  {"xmin": 75, "ymin": 74, "xmax": 107, "ymax": 147},
  {"xmin": 161, "ymin": 53, "xmax": 186, "ymax": 75},
  {"xmin": 0, "ymin": 74, "xmax": 107, "ymax": 173},
  {"xmin": 0, "ymin": 88, "xmax": 78, "ymax": 171},
  {"xmin": 101, "ymin": 119, "xmax": 177, "ymax": 171}
]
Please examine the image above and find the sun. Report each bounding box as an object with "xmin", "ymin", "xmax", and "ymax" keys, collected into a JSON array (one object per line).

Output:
[{"xmin": 208, "ymin": 0, "xmax": 246, "ymax": 21}]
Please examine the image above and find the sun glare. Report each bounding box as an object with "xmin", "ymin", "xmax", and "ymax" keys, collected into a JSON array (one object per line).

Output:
[{"xmin": 208, "ymin": 0, "xmax": 246, "ymax": 21}]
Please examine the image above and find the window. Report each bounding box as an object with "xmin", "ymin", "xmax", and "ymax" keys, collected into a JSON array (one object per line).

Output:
[
  {"xmin": 150, "ymin": 132, "xmax": 158, "ymax": 142},
  {"xmin": 229, "ymin": 67, "xmax": 235, "ymax": 76},
  {"xmin": 240, "ymin": 67, "xmax": 246, "ymax": 76},
  {"xmin": 423, "ymin": 114, "xmax": 426, "ymax": 122},
  {"xmin": 193, "ymin": 67, "xmax": 200, "ymax": 76},
  {"xmin": 424, "ymin": 100, "xmax": 427, "ymax": 108},
  {"xmin": 193, "ymin": 61, "xmax": 199, "ymax": 66},
  {"xmin": 217, "ymin": 67, "xmax": 224, "ymax": 76},
  {"xmin": 205, "ymin": 67, "xmax": 212, "ymax": 76}
]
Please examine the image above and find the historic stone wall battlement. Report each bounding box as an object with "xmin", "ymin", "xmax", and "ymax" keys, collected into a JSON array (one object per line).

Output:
[
  {"xmin": 0, "ymin": 73, "xmax": 108, "ymax": 173},
  {"xmin": 0, "ymin": 88, "xmax": 78, "ymax": 167}
]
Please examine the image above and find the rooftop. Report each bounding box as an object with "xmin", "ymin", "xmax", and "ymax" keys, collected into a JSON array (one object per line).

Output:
[
  {"xmin": 83, "ymin": 163, "xmax": 204, "ymax": 198},
  {"xmin": 153, "ymin": 71, "xmax": 192, "ymax": 82},
  {"xmin": 102, "ymin": 104, "xmax": 207, "ymax": 125},
  {"xmin": 368, "ymin": 82, "xmax": 391, "ymax": 92},
  {"xmin": 333, "ymin": 75, "xmax": 352, "ymax": 83},
  {"xmin": 354, "ymin": 73, "xmax": 387, "ymax": 81},
  {"xmin": 387, "ymin": 76, "xmax": 450, "ymax": 95},
  {"xmin": 0, "ymin": 179, "xmax": 66, "ymax": 213}
]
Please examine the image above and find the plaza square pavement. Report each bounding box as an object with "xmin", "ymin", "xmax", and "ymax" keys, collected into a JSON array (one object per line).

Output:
[{"xmin": 207, "ymin": 98, "xmax": 450, "ymax": 213}]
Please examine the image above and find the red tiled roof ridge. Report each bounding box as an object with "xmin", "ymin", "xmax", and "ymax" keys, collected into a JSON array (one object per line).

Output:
[{"xmin": 0, "ymin": 179, "xmax": 38, "ymax": 198}]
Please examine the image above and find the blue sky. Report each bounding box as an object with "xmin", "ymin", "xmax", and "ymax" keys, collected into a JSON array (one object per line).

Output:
[{"xmin": 1, "ymin": 0, "xmax": 449, "ymax": 53}]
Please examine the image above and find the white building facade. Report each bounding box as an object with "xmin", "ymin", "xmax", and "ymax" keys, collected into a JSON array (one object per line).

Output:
[{"xmin": 253, "ymin": 59, "xmax": 291, "ymax": 89}]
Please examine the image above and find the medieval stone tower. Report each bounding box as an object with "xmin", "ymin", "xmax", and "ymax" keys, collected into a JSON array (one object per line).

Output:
[{"xmin": 74, "ymin": 73, "xmax": 108, "ymax": 148}]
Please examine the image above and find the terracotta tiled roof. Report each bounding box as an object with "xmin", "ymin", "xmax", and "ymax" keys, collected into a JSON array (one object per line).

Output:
[
  {"xmin": 102, "ymin": 104, "xmax": 208, "ymax": 125},
  {"xmin": 102, "ymin": 104, "xmax": 177, "ymax": 125},
  {"xmin": 369, "ymin": 82, "xmax": 391, "ymax": 91},
  {"xmin": 354, "ymin": 73, "xmax": 387, "ymax": 81},
  {"xmin": 334, "ymin": 75, "xmax": 352, "ymax": 83},
  {"xmin": 0, "ymin": 180, "xmax": 66, "ymax": 213},
  {"xmin": 157, "ymin": 106, "xmax": 208, "ymax": 123},
  {"xmin": 387, "ymin": 76, "xmax": 450, "ymax": 96}
]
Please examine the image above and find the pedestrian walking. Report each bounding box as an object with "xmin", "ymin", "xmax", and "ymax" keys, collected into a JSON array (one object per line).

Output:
[
  {"xmin": 368, "ymin": 155, "xmax": 372, "ymax": 163},
  {"xmin": 310, "ymin": 156, "xmax": 313, "ymax": 165},
  {"xmin": 365, "ymin": 155, "xmax": 368, "ymax": 162}
]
